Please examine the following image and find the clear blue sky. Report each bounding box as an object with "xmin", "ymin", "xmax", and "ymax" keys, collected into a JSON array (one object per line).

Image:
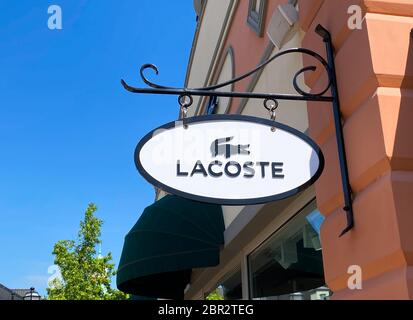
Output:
[{"xmin": 0, "ymin": 0, "xmax": 196, "ymax": 295}]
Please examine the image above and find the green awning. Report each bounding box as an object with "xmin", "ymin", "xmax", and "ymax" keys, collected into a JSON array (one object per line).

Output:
[{"xmin": 117, "ymin": 195, "xmax": 225, "ymax": 299}]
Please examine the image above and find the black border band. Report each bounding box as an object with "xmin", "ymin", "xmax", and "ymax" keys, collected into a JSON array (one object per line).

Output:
[{"xmin": 134, "ymin": 114, "xmax": 324, "ymax": 205}]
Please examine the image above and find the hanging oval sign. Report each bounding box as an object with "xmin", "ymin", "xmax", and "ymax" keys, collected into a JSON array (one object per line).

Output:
[{"xmin": 135, "ymin": 115, "xmax": 324, "ymax": 205}]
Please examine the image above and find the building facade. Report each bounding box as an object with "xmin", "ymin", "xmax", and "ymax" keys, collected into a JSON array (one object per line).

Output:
[
  {"xmin": 117, "ymin": 0, "xmax": 413, "ymax": 300},
  {"xmin": 0, "ymin": 284, "xmax": 41, "ymax": 300}
]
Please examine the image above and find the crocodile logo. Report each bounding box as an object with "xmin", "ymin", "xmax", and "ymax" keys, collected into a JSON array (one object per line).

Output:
[{"xmin": 210, "ymin": 136, "xmax": 250, "ymax": 159}]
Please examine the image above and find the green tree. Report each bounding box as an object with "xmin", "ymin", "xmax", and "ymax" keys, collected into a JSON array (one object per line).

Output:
[
  {"xmin": 205, "ymin": 288, "xmax": 224, "ymax": 300},
  {"xmin": 47, "ymin": 203, "xmax": 128, "ymax": 300}
]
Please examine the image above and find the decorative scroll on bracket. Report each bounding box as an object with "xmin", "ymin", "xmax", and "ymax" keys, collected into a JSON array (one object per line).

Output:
[
  {"xmin": 121, "ymin": 47, "xmax": 333, "ymax": 102},
  {"xmin": 123, "ymin": 47, "xmax": 332, "ymax": 101}
]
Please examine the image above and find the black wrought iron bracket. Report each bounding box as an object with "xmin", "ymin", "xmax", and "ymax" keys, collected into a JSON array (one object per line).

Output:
[{"xmin": 121, "ymin": 24, "xmax": 354, "ymax": 237}]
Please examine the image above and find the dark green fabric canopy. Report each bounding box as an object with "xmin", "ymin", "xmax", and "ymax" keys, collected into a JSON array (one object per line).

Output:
[{"xmin": 117, "ymin": 195, "xmax": 225, "ymax": 299}]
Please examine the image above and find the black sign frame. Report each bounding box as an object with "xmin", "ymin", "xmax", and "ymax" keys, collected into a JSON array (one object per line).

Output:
[{"xmin": 135, "ymin": 114, "xmax": 325, "ymax": 206}]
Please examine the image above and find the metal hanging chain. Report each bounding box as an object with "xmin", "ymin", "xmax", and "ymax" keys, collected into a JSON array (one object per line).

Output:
[
  {"xmin": 264, "ymin": 98, "xmax": 279, "ymax": 132},
  {"xmin": 178, "ymin": 94, "xmax": 193, "ymax": 129}
]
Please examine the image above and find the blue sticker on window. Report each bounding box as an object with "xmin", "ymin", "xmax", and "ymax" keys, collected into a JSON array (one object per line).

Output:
[{"xmin": 306, "ymin": 209, "xmax": 325, "ymax": 235}]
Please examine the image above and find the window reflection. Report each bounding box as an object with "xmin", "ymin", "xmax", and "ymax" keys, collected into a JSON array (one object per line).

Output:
[
  {"xmin": 253, "ymin": 0, "xmax": 262, "ymax": 13},
  {"xmin": 248, "ymin": 201, "xmax": 331, "ymax": 300},
  {"xmin": 206, "ymin": 269, "xmax": 242, "ymax": 300}
]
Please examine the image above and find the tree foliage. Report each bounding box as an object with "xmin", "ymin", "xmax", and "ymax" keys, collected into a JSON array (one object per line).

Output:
[
  {"xmin": 205, "ymin": 288, "xmax": 224, "ymax": 300},
  {"xmin": 47, "ymin": 203, "xmax": 128, "ymax": 300}
]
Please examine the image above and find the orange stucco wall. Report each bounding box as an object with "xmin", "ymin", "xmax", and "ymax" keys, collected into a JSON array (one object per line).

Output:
[
  {"xmin": 198, "ymin": 0, "xmax": 281, "ymax": 114},
  {"xmin": 300, "ymin": 0, "xmax": 413, "ymax": 299},
  {"xmin": 210, "ymin": 0, "xmax": 413, "ymax": 299}
]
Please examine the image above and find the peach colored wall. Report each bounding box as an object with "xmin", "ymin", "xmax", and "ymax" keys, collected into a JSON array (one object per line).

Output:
[
  {"xmin": 198, "ymin": 0, "xmax": 281, "ymax": 114},
  {"xmin": 300, "ymin": 0, "xmax": 413, "ymax": 299},
  {"xmin": 207, "ymin": 0, "xmax": 413, "ymax": 299}
]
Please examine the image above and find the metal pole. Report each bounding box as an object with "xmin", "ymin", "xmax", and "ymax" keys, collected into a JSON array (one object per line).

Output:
[{"xmin": 316, "ymin": 25, "xmax": 354, "ymax": 236}]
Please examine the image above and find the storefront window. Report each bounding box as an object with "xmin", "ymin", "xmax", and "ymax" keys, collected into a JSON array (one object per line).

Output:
[
  {"xmin": 206, "ymin": 95, "xmax": 219, "ymax": 115},
  {"xmin": 248, "ymin": 201, "xmax": 331, "ymax": 300},
  {"xmin": 206, "ymin": 269, "xmax": 242, "ymax": 300},
  {"xmin": 247, "ymin": 0, "xmax": 267, "ymax": 36}
]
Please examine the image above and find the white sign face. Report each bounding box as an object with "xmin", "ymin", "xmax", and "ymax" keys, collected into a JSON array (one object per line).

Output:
[{"xmin": 135, "ymin": 115, "xmax": 324, "ymax": 205}]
